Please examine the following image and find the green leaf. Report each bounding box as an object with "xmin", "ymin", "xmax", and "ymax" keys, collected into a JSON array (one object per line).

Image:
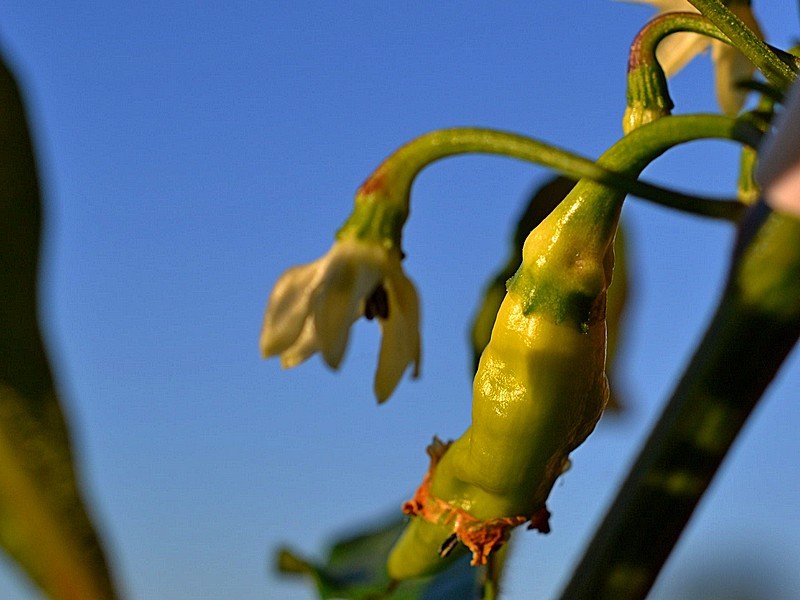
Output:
[
  {"xmin": 275, "ymin": 516, "xmax": 482, "ymax": 599},
  {"xmin": 469, "ymin": 176, "xmax": 632, "ymax": 411},
  {"xmin": 0, "ymin": 54, "xmax": 118, "ymax": 599}
]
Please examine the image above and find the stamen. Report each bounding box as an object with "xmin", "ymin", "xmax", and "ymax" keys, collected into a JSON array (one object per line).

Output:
[{"xmin": 364, "ymin": 285, "xmax": 389, "ymax": 320}]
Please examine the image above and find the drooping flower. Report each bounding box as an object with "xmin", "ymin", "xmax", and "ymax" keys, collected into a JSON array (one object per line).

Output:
[
  {"xmin": 260, "ymin": 237, "xmax": 420, "ymax": 403},
  {"xmin": 624, "ymin": 0, "xmax": 763, "ymax": 115}
]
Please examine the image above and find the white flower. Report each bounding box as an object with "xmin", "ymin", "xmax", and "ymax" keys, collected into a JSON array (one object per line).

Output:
[
  {"xmin": 260, "ymin": 238, "xmax": 421, "ymax": 402},
  {"xmin": 624, "ymin": 0, "xmax": 762, "ymax": 115}
]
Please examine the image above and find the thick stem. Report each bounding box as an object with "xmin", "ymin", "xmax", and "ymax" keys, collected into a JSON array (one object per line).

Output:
[
  {"xmin": 558, "ymin": 202, "xmax": 800, "ymax": 600},
  {"xmin": 687, "ymin": 0, "xmax": 797, "ymax": 89}
]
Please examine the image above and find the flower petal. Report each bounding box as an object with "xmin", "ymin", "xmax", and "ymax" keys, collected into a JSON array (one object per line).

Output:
[
  {"xmin": 374, "ymin": 270, "xmax": 421, "ymax": 403},
  {"xmin": 313, "ymin": 243, "xmax": 384, "ymax": 369},
  {"xmin": 656, "ymin": 32, "xmax": 709, "ymax": 77},
  {"xmin": 260, "ymin": 261, "xmax": 319, "ymax": 358},
  {"xmin": 711, "ymin": 40, "xmax": 753, "ymax": 115},
  {"xmin": 711, "ymin": 3, "xmax": 761, "ymax": 116},
  {"xmin": 280, "ymin": 318, "xmax": 320, "ymax": 369}
]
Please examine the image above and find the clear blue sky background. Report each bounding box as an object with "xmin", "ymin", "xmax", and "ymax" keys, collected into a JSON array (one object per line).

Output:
[{"xmin": 0, "ymin": 2, "xmax": 798, "ymax": 599}]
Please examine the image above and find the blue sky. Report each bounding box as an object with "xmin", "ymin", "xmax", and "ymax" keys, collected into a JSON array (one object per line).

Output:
[{"xmin": 0, "ymin": 2, "xmax": 798, "ymax": 598}]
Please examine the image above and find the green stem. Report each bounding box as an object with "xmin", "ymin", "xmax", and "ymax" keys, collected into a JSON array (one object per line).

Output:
[
  {"xmin": 379, "ymin": 124, "xmax": 759, "ymax": 212},
  {"xmin": 625, "ymin": 12, "xmax": 796, "ymax": 130},
  {"xmin": 0, "ymin": 51, "xmax": 118, "ymax": 600},
  {"xmin": 345, "ymin": 119, "xmax": 759, "ymax": 244},
  {"xmin": 625, "ymin": 13, "xmax": 734, "ymax": 132},
  {"xmin": 482, "ymin": 555, "xmax": 497, "ymax": 600},
  {"xmin": 480, "ymin": 539, "xmax": 509, "ymax": 600},
  {"xmin": 629, "ymin": 12, "xmax": 730, "ymax": 71},
  {"xmin": 736, "ymin": 80, "xmax": 785, "ymax": 103},
  {"xmin": 687, "ymin": 0, "xmax": 797, "ymax": 89},
  {"xmin": 630, "ymin": 12, "xmax": 798, "ymax": 71},
  {"xmin": 558, "ymin": 203, "xmax": 800, "ymax": 600}
]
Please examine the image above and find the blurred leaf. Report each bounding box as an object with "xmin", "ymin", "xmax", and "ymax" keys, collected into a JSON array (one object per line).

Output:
[
  {"xmin": 275, "ymin": 516, "xmax": 482, "ymax": 599},
  {"xmin": 0, "ymin": 52, "xmax": 118, "ymax": 598},
  {"xmin": 469, "ymin": 176, "xmax": 632, "ymax": 411}
]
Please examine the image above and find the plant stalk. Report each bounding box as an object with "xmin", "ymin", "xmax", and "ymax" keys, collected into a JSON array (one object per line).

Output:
[{"xmin": 356, "ymin": 120, "xmax": 759, "ymax": 225}]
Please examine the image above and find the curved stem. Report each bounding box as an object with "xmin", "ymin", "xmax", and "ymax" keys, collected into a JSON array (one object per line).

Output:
[
  {"xmin": 687, "ymin": 0, "xmax": 797, "ymax": 90},
  {"xmin": 353, "ymin": 119, "xmax": 759, "ymax": 234},
  {"xmin": 629, "ymin": 12, "xmax": 729, "ymax": 72},
  {"xmin": 624, "ymin": 12, "xmax": 796, "ymax": 131},
  {"xmin": 629, "ymin": 12, "xmax": 798, "ymax": 73}
]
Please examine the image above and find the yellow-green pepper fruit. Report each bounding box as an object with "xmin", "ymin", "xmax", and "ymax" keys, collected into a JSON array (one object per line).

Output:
[
  {"xmin": 387, "ymin": 115, "xmax": 758, "ymax": 581},
  {"xmin": 470, "ymin": 176, "xmax": 631, "ymax": 411},
  {"xmin": 389, "ymin": 171, "xmax": 617, "ymax": 579}
]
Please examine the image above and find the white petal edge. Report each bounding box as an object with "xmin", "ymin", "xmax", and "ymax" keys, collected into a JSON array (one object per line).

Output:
[
  {"xmin": 619, "ymin": 0, "xmax": 694, "ymax": 10},
  {"xmin": 260, "ymin": 261, "xmax": 320, "ymax": 358},
  {"xmin": 711, "ymin": 40, "xmax": 753, "ymax": 115},
  {"xmin": 313, "ymin": 241, "xmax": 385, "ymax": 369},
  {"xmin": 374, "ymin": 270, "xmax": 421, "ymax": 403},
  {"xmin": 657, "ymin": 32, "xmax": 709, "ymax": 77},
  {"xmin": 711, "ymin": 2, "xmax": 762, "ymax": 116},
  {"xmin": 280, "ymin": 318, "xmax": 321, "ymax": 369}
]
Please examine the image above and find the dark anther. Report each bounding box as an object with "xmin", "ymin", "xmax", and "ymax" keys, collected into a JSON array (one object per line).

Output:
[
  {"xmin": 438, "ymin": 533, "xmax": 459, "ymax": 558},
  {"xmin": 364, "ymin": 284, "xmax": 389, "ymax": 320}
]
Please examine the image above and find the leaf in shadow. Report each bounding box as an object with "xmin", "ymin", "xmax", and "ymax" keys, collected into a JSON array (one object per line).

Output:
[
  {"xmin": 276, "ymin": 516, "xmax": 481, "ymax": 599},
  {"xmin": 0, "ymin": 50, "xmax": 118, "ymax": 599},
  {"xmin": 468, "ymin": 176, "xmax": 633, "ymax": 411}
]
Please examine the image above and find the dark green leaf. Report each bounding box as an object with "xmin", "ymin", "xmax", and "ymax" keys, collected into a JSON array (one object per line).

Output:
[{"xmin": 275, "ymin": 516, "xmax": 482, "ymax": 599}]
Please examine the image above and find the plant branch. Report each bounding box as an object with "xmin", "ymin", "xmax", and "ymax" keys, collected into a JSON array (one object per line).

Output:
[
  {"xmin": 629, "ymin": 12, "xmax": 729, "ymax": 71},
  {"xmin": 353, "ymin": 119, "xmax": 760, "ymax": 229}
]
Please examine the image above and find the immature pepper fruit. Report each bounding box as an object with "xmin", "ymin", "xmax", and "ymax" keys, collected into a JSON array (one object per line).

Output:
[
  {"xmin": 389, "ymin": 167, "xmax": 615, "ymax": 579},
  {"xmin": 469, "ymin": 176, "xmax": 631, "ymax": 412},
  {"xmin": 384, "ymin": 116, "xmax": 759, "ymax": 580}
]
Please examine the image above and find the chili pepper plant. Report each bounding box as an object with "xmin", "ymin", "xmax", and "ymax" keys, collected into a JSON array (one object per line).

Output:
[
  {"xmin": 2, "ymin": 2, "xmax": 799, "ymax": 600},
  {"xmin": 264, "ymin": 2, "xmax": 800, "ymax": 599}
]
